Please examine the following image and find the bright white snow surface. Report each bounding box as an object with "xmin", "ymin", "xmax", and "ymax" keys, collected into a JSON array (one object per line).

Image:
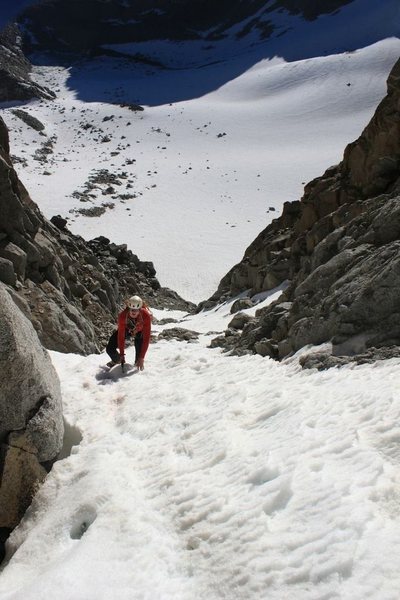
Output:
[
  {"xmin": 2, "ymin": 34, "xmax": 400, "ymax": 302},
  {"xmin": 2, "ymin": 297, "xmax": 400, "ymax": 600},
  {"xmin": 2, "ymin": 7, "xmax": 400, "ymax": 598}
]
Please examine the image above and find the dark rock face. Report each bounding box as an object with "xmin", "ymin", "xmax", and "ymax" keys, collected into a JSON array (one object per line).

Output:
[
  {"xmin": 269, "ymin": 0, "xmax": 353, "ymax": 20},
  {"xmin": 157, "ymin": 327, "xmax": 200, "ymax": 342},
  {"xmin": 207, "ymin": 58, "xmax": 400, "ymax": 360},
  {"xmin": 0, "ymin": 24, "xmax": 54, "ymax": 102},
  {"xmin": 0, "ymin": 116, "xmax": 194, "ymax": 355},
  {"xmin": 17, "ymin": 0, "xmax": 352, "ymax": 55},
  {"xmin": 0, "ymin": 284, "xmax": 63, "ymax": 532}
]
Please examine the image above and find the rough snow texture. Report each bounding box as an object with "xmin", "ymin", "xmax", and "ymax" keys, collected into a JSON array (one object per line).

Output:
[
  {"xmin": 1, "ymin": 302, "xmax": 400, "ymax": 599},
  {"xmin": 0, "ymin": 5, "xmax": 400, "ymax": 596}
]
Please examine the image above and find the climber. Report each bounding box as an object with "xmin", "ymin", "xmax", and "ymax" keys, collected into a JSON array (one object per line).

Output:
[{"xmin": 106, "ymin": 295, "xmax": 151, "ymax": 370}]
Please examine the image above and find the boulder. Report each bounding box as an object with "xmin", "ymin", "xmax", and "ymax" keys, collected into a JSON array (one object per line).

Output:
[
  {"xmin": 0, "ymin": 284, "xmax": 63, "ymax": 529},
  {"xmin": 0, "ymin": 284, "xmax": 63, "ymax": 457},
  {"xmin": 230, "ymin": 298, "xmax": 253, "ymax": 314},
  {"xmin": 228, "ymin": 312, "xmax": 255, "ymax": 330},
  {"xmin": 254, "ymin": 338, "xmax": 278, "ymax": 358},
  {"xmin": 0, "ymin": 242, "xmax": 27, "ymax": 280},
  {"xmin": 0, "ymin": 257, "xmax": 16, "ymax": 286},
  {"xmin": 158, "ymin": 327, "xmax": 200, "ymax": 342},
  {"xmin": 0, "ymin": 434, "xmax": 47, "ymax": 529}
]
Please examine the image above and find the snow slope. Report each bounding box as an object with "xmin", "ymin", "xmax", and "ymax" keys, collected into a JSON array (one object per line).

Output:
[
  {"xmin": 2, "ymin": 37, "xmax": 399, "ymax": 302},
  {"xmin": 1, "ymin": 8, "xmax": 400, "ymax": 596},
  {"xmin": 1, "ymin": 300, "xmax": 400, "ymax": 599}
]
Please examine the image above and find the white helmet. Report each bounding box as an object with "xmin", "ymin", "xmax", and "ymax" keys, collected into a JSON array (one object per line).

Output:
[{"xmin": 126, "ymin": 295, "xmax": 143, "ymax": 310}]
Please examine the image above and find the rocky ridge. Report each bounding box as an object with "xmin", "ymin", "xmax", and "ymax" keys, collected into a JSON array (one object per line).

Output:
[
  {"xmin": 17, "ymin": 0, "xmax": 352, "ymax": 56},
  {"xmin": 0, "ymin": 24, "xmax": 54, "ymax": 102},
  {"xmin": 0, "ymin": 116, "xmax": 194, "ymax": 355},
  {"xmin": 205, "ymin": 58, "xmax": 400, "ymax": 362}
]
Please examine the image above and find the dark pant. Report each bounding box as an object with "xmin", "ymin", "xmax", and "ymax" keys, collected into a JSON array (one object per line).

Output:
[{"xmin": 106, "ymin": 330, "xmax": 143, "ymax": 363}]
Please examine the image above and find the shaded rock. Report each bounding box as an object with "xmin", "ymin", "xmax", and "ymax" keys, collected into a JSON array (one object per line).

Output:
[
  {"xmin": 158, "ymin": 327, "xmax": 200, "ymax": 342},
  {"xmin": 157, "ymin": 317, "xmax": 179, "ymax": 325},
  {"xmin": 0, "ymin": 257, "xmax": 16, "ymax": 286},
  {"xmin": 254, "ymin": 338, "xmax": 278, "ymax": 358},
  {"xmin": 11, "ymin": 110, "xmax": 45, "ymax": 132},
  {"xmin": 209, "ymin": 329, "xmax": 242, "ymax": 351},
  {"xmin": 17, "ymin": 0, "xmax": 353, "ymax": 56},
  {"xmin": 300, "ymin": 346, "xmax": 400, "ymax": 370},
  {"xmin": 0, "ymin": 436, "xmax": 47, "ymax": 529},
  {"xmin": 0, "ymin": 285, "xmax": 63, "ymax": 458},
  {"xmin": 230, "ymin": 298, "xmax": 253, "ymax": 314},
  {"xmin": 0, "ymin": 24, "xmax": 55, "ymax": 102},
  {"xmin": 228, "ymin": 312, "xmax": 255, "ymax": 330},
  {"xmin": 0, "ymin": 242, "xmax": 27, "ymax": 280},
  {"xmin": 50, "ymin": 214, "xmax": 67, "ymax": 230},
  {"xmin": 0, "ymin": 283, "xmax": 63, "ymax": 530},
  {"xmin": 22, "ymin": 281, "xmax": 99, "ymax": 354}
]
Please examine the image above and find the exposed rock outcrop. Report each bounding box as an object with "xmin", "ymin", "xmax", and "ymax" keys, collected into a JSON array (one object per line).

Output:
[
  {"xmin": 0, "ymin": 116, "xmax": 194, "ymax": 354},
  {"xmin": 0, "ymin": 283, "xmax": 63, "ymax": 534},
  {"xmin": 0, "ymin": 24, "xmax": 54, "ymax": 102},
  {"xmin": 157, "ymin": 327, "xmax": 200, "ymax": 342},
  {"xmin": 206, "ymin": 57, "xmax": 400, "ymax": 361},
  {"xmin": 17, "ymin": 0, "xmax": 352, "ymax": 55}
]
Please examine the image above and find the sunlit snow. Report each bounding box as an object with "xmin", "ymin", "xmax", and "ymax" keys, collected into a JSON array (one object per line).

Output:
[
  {"xmin": 1, "ymin": 3, "xmax": 400, "ymax": 598},
  {"xmin": 2, "ymin": 36, "xmax": 400, "ymax": 302},
  {"xmin": 2, "ymin": 300, "xmax": 400, "ymax": 599}
]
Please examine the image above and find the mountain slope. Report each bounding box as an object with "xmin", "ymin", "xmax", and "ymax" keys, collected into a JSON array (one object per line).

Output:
[
  {"xmin": 3, "ymin": 37, "xmax": 400, "ymax": 302},
  {"xmin": 207, "ymin": 56, "xmax": 400, "ymax": 361},
  {"xmin": 0, "ymin": 24, "xmax": 54, "ymax": 102},
  {"xmin": 0, "ymin": 115, "xmax": 192, "ymax": 354},
  {"xmin": 18, "ymin": 0, "xmax": 355, "ymax": 55}
]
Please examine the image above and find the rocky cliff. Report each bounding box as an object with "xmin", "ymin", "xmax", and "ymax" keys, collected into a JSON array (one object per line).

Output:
[
  {"xmin": 0, "ymin": 24, "xmax": 54, "ymax": 102},
  {"xmin": 207, "ymin": 58, "xmax": 400, "ymax": 362},
  {"xmin": 17, "ymin": 0, "xmax": 352, "ymax": 55},
  {"xmin": 0, "ymin": 116, "xmax": 193, "ymax": 355}
]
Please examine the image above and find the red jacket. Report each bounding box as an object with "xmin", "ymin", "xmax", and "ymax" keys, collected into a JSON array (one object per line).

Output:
[{"xmin": 117, "ymin": 306, "xmax": 152, "ymax": 360}]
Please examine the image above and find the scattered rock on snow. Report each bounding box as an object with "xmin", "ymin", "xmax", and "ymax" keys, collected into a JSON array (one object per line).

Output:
[
  {"xmin": 11, "ymin": 109, "xmax": 45, "ymax": 132},
  {"xmin": 230, "ymin": 298, "xmax": 254, "ymax": 314},
  {"xmin": 158, "ymin": 327, "xmax": 200, "ymax": 342}
]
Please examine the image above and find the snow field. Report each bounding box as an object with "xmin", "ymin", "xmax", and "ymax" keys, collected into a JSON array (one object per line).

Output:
[
  {"xmin": 1, "ymin": 7, "xmax": 400, "ymax": 597},
  {"xmin": 2, "ymin": 304, "xmax": 400, "ymax": 599},
  {"xmin": 3, "ymin": 38, "xmax": 400, "ymax": 302}
]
